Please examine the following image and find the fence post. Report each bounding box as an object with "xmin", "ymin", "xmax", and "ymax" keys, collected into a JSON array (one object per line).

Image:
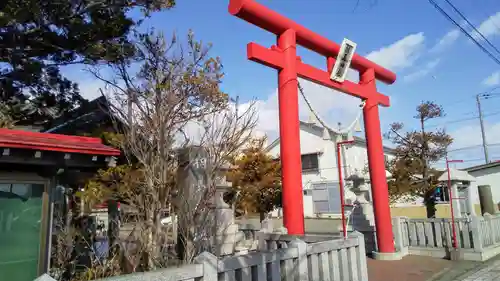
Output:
[
  {"xmin": 470, "ymin": 216, "xmax": 483, "ymax": 252},
  {"xmin": 392, "ymin": 217, "xmax": 407, "ymax": 255},
  {"xmin": 485, "ymin": 214, "xmax": 494, "ymax": 243},
  {"xmin": 256, "ymin": 230, "xmax": 267, "ymax": 251},
  {"xmin": 352, "ymin": 231, "xmax": 369, "ymax": 281},
  {"xmin": 289, "ymin": 239, "xmax": 309, "ymax": 281},
  {"xmin": 194, "ymin": 252, "xmax": 218, "ymax": 281}
]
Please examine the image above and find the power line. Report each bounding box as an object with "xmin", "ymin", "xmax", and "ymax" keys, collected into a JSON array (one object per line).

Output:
[
  {"xmin": 428, "ymin": 0, "xmax": 500, "ymax": 66},
  {"xmin": 448, "ymin": 143, "xmax": 500, "ymax": 152},
  {"xmin": 432, "ymin": 93, "xmax": 500, "ymax": 114},
  {"xmin": 427, "ymin": 116, "xmax": 477, "ymax": 128},
  {"xmin": 426, "ymin": 109, "xmax": 500, "ymax": 128},
  {"xmin": 435, "ymin": 157, "xmax": 500, "ymax": 163},
  {"xmin": 442, "ymin": 0, "xmax": 500, "ymax": 56},
  {"xmin": 480, "ymin": 93, "xmax": 500, "ymax": 100}
]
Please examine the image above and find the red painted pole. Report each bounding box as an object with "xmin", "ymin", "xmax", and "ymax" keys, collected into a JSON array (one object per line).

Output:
[
  {"xmin": 228, "ymin": 0, "xmax": 396, "ymax": 84},
  {"xmin": 446, "ymin": 157, "xmax": 457, "ymax": 249},
  {"xmin": 361, "ymin": 69, "xmax": 395, "ymax": 253},
  {"xmin": 277, "ymin": 29, "xmax": 305, "ymax": 235},
  {"xmin": 446, "ymin": 157, "xmax": 463, "ymax": 249},
  {"xmin": 337, "ymin": 140, "xmax": 354, "ymax": 239}
]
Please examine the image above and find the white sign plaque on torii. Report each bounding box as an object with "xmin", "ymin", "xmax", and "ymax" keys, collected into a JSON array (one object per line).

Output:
[{"xmin": 330, "ymin": 38, "xmax": 357, "ymax": 83}]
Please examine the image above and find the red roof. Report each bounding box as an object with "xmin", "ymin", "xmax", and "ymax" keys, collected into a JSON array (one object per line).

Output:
[{"xmin": 0, "ymin": 128, "xmax": 120, "ymax": 156}]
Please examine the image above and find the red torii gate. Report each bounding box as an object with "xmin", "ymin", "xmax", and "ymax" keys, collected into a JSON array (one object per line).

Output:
[{"xmin": 229, "ymin": 0, "xmax": 396, "ymax": 254}]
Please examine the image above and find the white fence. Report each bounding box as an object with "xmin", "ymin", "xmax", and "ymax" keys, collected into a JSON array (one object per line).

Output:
[
  {"xmin": 38, "ymin": 232, "xmax": 368, "ymax": 281},
  {"xmin": 393, "ymin": 214, "xmax": 500, "ymax": 261}
]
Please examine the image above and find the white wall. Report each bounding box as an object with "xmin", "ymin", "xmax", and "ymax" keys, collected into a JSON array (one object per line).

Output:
[
  {"xmin": 268, "ymin": 122, "xmax": 395, "ymax": 217},
  {"xmin": 469, "ymin": 165, "xmax": 500, "ymax": 210}
]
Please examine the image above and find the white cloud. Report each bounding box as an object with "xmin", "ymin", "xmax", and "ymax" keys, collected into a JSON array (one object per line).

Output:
[
  {"xmin": 476, "ymin": 11, "xmax": 500, "ymax": 39},
  {"xmin": 447, "ymin": 121, "xmax": 500, "ymax": 165},
  {"xmin": 365, "ymin": 32, "xmax": 425, "ymax": 70},
  {"xmin": 70, "ymin": 34, "xmax": 427, "ymax": 146},
  {"xmin": 430, "ymin": 29, "xmax": 460, "ymax": 53},
  {"xmin": 482, "ymin": 71, "xmax": 500, "ymax": 86},
  {"xmin": 450, "ymin": 121, "xmax": 500, "ymax": 149},
  {"xmin": 248, "ymin": 79, "xmax": 362, "ymax": 141},
  {"xmin": 250, "ymin": 33, "xmax": 428, "ymax": 141},
  {"xmin": 176, "ymin": 101, "xmax": 260, "ymax": 146},
  {"xmin": 403, "ymin": 59, "xmax": 440, "ymax": 83}
]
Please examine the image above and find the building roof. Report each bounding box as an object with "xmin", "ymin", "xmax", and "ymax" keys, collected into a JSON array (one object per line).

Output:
[
  {"xmin": 437, "ymin": 168, "xmax": 476, "ymax": 182},
  {"xmin": 464, "ymin": 161, "xmax": 500, "ymax": 173},
  {"xmin": 266, "ymin": 120, "xmax": 396, "ymax": 154},
  {"xmin": 0, "ymin": 128, "xmax": 120, "ymax": 156},
  {"xmin": 43, "ymin": 96, "xmax": 111, "ymax": 134}
]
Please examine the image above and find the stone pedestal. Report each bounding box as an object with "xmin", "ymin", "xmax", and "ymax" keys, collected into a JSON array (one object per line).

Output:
[{"xmin": 214, "ymin": 183, "xmax": 240, "ymax": 256}]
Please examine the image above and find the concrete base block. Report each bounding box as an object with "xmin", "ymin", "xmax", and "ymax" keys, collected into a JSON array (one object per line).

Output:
[
  {"xmin": 372, "ymin": 251, "xmax": 404, "ymax": 261},
  {"xmin": 450, "ymin": 249, "xmax": 463, "ymax": 261}
]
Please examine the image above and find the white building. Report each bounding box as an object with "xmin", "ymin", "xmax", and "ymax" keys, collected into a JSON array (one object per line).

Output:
[
  {"xmin": 465, "ymin": 161, "xmax": 500, "ymax": 213},
  {"xmin": 266, "ymin": 120, "xmax": 396, "ymax": 218}
]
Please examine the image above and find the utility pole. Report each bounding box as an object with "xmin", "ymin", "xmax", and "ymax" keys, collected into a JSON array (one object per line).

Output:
[{"xmin": 476, "ymin": 94, "xmax": 489, "ymax": 163}]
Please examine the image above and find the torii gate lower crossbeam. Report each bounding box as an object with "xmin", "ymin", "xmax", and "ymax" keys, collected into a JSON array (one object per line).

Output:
[{"xmin": 230, "ymin": 0, "xmax": 397, "ymax": 254}]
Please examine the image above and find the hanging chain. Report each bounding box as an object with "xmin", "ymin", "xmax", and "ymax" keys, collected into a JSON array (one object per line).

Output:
[{"xmin": 297, "ymin": 81, "xmax": 366, "ymax": 136}]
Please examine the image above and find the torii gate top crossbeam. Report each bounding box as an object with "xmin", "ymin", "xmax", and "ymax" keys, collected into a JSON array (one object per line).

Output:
[{"xmin": 229, "ymin": 0, "xmax": 396, "ymax": 85}]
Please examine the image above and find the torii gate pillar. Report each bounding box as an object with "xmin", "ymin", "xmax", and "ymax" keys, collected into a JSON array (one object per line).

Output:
[{"xmin": 229, "ymin": 0, "xmax": 397, "ymax": 255}]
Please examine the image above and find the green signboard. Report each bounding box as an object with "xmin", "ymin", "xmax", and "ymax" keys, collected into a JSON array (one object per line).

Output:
[{"xmin": 0, "ymin": 183, "xmax": 44, "ymax": 281}]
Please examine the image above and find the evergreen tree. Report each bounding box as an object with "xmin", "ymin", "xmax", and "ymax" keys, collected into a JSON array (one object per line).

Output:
[
  {"xmin": 386, "ymin": 101, "xmax": 453, "ymax": 218},
  {"xmin": 0, "ymin": 0, "xmax": 175, "ymax": 125}
]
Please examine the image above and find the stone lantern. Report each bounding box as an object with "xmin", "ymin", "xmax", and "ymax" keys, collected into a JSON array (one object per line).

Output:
[
  {"xmin": 346, "ymin": 171, "xmax": 370, "ymax": 204},
  {"xmin": 437, "ymin": 168, "xmax": 476, "ymax": 217},
  {"xmin": 213, "ymin": 162, "xmax": 244, "ymax": 256},
  {"xmin": 345, "ymin": 171, "xmax": 375, "ymax": 229},
  {"xmin": 214, "ymin": 162, "xmax": 235, "ymax": 228},
  {"xmin": 345, "ymin": 169, "xmax": 392, "ymax": 254}
]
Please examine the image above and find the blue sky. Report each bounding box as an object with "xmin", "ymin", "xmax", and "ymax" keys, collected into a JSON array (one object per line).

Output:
[{"xmin": 62, "ymin": 0, "xmax": 500, "ymax": 168}]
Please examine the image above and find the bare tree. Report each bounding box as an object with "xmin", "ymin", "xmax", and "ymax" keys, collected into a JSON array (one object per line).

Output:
[{"xmin": 87, "ymin": 30, "xmax": 258, "ymax": 270}]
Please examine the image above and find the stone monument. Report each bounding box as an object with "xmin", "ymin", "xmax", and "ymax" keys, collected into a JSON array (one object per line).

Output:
[{"xmin": 346, "ymin": 170, "xmax": 377, "ymax": 253}]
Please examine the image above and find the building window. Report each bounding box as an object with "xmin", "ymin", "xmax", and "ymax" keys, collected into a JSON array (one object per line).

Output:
[
  {"xmin": 311, "ymin": 181, "xmax": 341, "ymax": 214},
  {"xmin": 0, "ymin": 182, "xmax": 45, "ymax": 280},
  {"xmin": 303, "ymin": 189, "xmax": 312, "ymax": 196},
  {"xmin": 434, "ymin": 185, "xmax": 449, "ymax": 203},
  {"xmin": 301, "ymin": 153, "xmax": 319, "ymax": 172}
]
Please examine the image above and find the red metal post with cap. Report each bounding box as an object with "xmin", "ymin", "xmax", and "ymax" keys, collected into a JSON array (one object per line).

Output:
[
  {"xmin": 229, "ymin": 0, "xmax": 397, "ymax": 253},
  {"xmin": 446, "ymin": 157, "xmax": 464, "ymax": 249},
  {"xmin": 337, "ymin": 139, "xmax": 355, "ymax": 239}
]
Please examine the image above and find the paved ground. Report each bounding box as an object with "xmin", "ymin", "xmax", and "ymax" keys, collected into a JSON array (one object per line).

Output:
[
  {"xmin": 366, "ymin": 256, "xmax": 460, "ymax": 281},
  {"xmin": 442, "ymin": 257, "xmax": 500, "ymax": 281}
]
